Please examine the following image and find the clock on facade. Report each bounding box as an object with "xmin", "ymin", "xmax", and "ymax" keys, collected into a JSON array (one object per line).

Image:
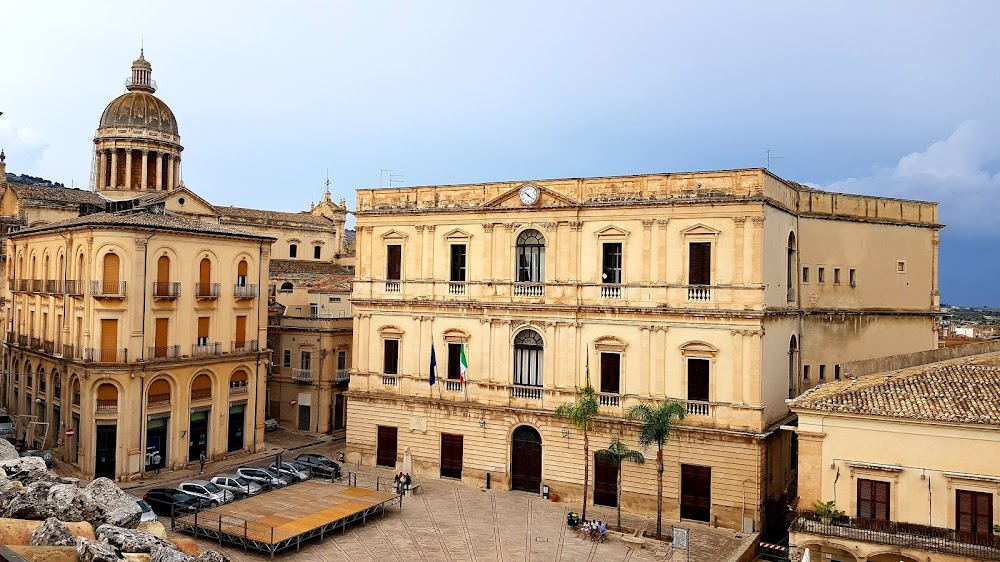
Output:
[{"xmin": 518, "ymin": 184, "xmax": 539, "ymax": 205}]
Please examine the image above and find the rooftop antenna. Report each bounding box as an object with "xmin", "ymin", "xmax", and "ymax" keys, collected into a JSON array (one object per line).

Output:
[
  {"xmin": 766, "ymin": 149, "xmax": 785, "ymax": 170},
  {"xmin": 325, "ymin": 169, "xmax": 331, "ymax": 194},
  {"xmin": 379, "ymin": 169, "xmax": 393, "ymax": 188},
  {"xmin": 389, "ymin": 174, "xmax": 404, "ymax": 187}
]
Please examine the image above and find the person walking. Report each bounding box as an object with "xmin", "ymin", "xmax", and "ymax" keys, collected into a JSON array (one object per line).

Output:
[
  {"xmin": 199, "ymin": 450, "xmax": 206, "ymax": 474},
  {"xmin": 403, "ymin": 472, "xmax": 412, "ymax": 495},
  {"xmin": 152, "ymin": 451, "xmax": 162, "ymax": 476},
  {"xmin": 393, "ymin": 472, "xmax": 402, "ymax": 494}
]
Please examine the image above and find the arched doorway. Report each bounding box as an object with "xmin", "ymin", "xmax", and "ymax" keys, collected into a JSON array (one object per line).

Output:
[
  {"xmin": 788, "ymin": 335, "xmax": 799, "ymax": 399},
  {"xmin": 511, "ymin": 425, "xmax": 542, "ymax": 493},
  {"xmin": 787, "ymin": 232, "xmax": 797, "ymax": 303}
]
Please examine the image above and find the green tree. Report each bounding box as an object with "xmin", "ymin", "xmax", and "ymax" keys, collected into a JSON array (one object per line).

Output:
[
  {"xmin": 555, "ymin": 385, "xmax": 600, "ymax": 521},
  {"xmin": 595, "ymin": 438, "xmax": 645, "ymax": 530},
  {"xmin": 627, "ymin": 401, "xmax": 686, "ymax": 538}
]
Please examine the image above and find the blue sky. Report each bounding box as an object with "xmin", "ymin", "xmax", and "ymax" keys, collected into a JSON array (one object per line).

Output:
[{"xmin": 1, "ymin": 1, "xmax": 997, "ymax": 305}]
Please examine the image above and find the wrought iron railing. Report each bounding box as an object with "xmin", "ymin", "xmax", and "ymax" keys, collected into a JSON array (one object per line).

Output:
[
  {"xmin": 91, "ymin": 281, "xmax": 126, "ymax": 297},
  {"xmin": 152, "ymin": 282, "xmax": 181, "ymax": 298},
  {"xmin": 335, "ymin": 368, "xmax": 350, "ymax": 382},
  {"xmin": 195, "ymin": 283, "xmax": 221, "ymax": 298},
  {"xmin": 65, "ymin": 280, "xmax": 85, "ymax": 296},
  {"xmin": 234, "ymin": 284, "xmax": 259, "ymax": 298},
  {"xmin": 83, "ymin": 348, "xmax": 128, "ymax": 363},
  {"xmin": 229, "ymin": 381, "xmax": 249, "ymax": 395},
  {"xmin": 96, "ymin": 399, "xmax": 118, "ymax": 413},
  {"xmin": 292, "ymin": 369, "xmax": 313, "ymax": 383}
]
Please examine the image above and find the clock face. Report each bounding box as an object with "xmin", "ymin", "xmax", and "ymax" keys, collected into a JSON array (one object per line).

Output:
[{"xmin": 519, "ymin": 185, "xmax": 539, "ymax": 205}]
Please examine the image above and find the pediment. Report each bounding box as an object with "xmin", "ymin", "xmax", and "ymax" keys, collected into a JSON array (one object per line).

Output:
[
  {"xmin": 442, "ymin": 328, "xmax": 471, "ymax": 342},
  {"xmin": 680, "ymin": 223, "xmax": 720, "ymax": 236},
  {"xmin": 594, "ymin": 225, "xmax": 630, "ymax": 237},
  {"xmin": 444, "ymin": 228, "xmax": 472, "ymax": 239},
  {"xmin": 593, "ymin": 335, "xmax": 628, "ymax": 350},
  {"xmin": 680, "ymin": 340, "xmax": 719, "ymax": 355},
  {"xmin": 381, "ymin": 229, "xmax": 408, "ymax": 240},
  {"xmin": 161, "ymin": 187, "xmax": 220, "ymax": 217},
  {"xmin": 483, "ymin": 184, "xmax": 579, "ymax": 209}
]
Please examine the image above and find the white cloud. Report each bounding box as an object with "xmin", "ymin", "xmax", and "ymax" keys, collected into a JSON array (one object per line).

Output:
[
  {"xmin": 816, "ymin": 120, "xmax": 1000, "ymax": 235},
  {"xmin": 0, "ymin": 117, "xmax": 49, "ymax": 173}
]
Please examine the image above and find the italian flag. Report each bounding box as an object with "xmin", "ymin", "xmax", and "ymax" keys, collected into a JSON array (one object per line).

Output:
[{"xmin": 459, "ymin": 344, "xmax": 469, "ymax": 384}]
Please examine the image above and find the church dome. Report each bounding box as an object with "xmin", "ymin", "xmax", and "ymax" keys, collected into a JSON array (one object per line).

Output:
[{"xmin": 99, "ymin": 91, "xmax": 178, "ymax": 134}]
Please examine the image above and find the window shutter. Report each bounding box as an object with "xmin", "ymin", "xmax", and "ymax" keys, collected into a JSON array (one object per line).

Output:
[
  {"xmin": 198, "ymin": 317, "xmax": 209, "ymax": 340},
  {"xmin": 858, "ymin": 479, "xmax": 873, "ymax": 519},
  {"xmin": 387, "ymin": 245, "xmax": 402, "ymax": 280},
  {"xmin": 235, "ymin": 316, "xmax": 247, "ymax": 347},
  {"xmin": 689, "ymin": 243, "xmax": 711, "ymax": 285},
  {"xmin": 154, "ymin": 318, "xmax": 168, "ymax": 355},
  {"xmin": 157, "ymin": 256, "xmax": 170, "ymax": 285},
  {"xmin": 237, "ymin": 260, "xmax": 248, "ymax": 277},
  {"xmin": 957, "ymin": 490, "xmax": 974, "ymax": 533}
]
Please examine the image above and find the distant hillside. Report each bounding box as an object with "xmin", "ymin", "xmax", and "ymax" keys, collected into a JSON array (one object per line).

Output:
[
  {"xmin": 5, "ymin": 172, "xmax": 64, "ymax": 188},
  {"xmin": 942, "ymin": 304, "xmax": 1000, "ymax": 324}
]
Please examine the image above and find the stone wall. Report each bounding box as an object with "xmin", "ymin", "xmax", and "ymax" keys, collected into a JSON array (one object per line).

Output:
[{"xmin": 840, "ymin": 339, "xmax": 1000, "ymax": 378}]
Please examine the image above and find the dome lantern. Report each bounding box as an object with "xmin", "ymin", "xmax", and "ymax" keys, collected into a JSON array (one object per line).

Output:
[{"xmin": 125, "ymin": 48, "xmax": 157, "ymax": 93}]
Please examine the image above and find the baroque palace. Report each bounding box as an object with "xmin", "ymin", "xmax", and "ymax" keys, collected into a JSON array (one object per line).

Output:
[
  {"xmin": 345, "ymin": 171, "xmax": 940, "ymax": 533},
  {"xmin": 0, "ymin": 51, "xmax": 351, "ymax": 479}
]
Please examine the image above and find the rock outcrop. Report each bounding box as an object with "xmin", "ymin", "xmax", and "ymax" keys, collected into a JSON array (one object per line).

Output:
[
  {"xmin": 86, "ymin": 478, "xmax": 142, "ymax": 528},
  {"xmin": 95, "ymin": 525, "xmax": 173, "ymax": 554},
  {"xmin": 29, "ymin": 517, "xmax": 77, "ymax": 547},
  {"xmin": 0, "ymin": 456, "xmax": 55, "ymax": 484},
  {"xmin": 77, "ymin": 537, "xmax": 125, "ymax": 562},
  {"xmin": 149, "ymin": 545, "xmax": 192, "ymax": 562},
  {"xmin": 0, "ymin": 438, "xmax": 19, "ymax": 461}
]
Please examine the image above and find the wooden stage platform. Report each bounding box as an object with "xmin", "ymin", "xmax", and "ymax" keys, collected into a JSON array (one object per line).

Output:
[{"xmin": 173, "ymin": 480, "xmax": 401, "ymax": 556}]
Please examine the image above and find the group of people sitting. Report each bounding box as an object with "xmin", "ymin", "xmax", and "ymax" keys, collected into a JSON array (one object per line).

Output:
[
  {"xmin": 577, "ymin": 519, "xmax": 608, "ymax": 543},
  {"xmin": 393, "ymin": 472, "xmax": 412, "ymax": 494}
]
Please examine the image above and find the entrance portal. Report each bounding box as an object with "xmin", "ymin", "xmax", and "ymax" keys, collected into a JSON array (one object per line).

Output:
[
  {"xmin": 95, "ymin": 424, "xmax": 116, "ymax": 479},
  {"xmin": 228, "ymin": 404, "xmax": 245, "ymax": 452},
  {"xmin": 146, "ymin": 416, "xmax": 168, "ymax": 471},
  {"xmin": 189, "ymin": 410, "xmax": 209, "ymax": 461},
  {"xmin": 511, "ymin": 425, "xmax": 542, "ymax": 493}
]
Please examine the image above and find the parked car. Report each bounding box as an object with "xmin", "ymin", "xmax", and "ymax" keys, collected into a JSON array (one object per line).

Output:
[
  {"xmin": 210, "ymin": 474, "xmax": 263, "ymax": 498},
  {"xmin": 0, "ymin": 415, "xmax": 15, "ymax": 440},
  {"xmin": 130, "ymin": 496, "xmax": 158, "ymax": 522},
  {"xmin": 295, "ymin": 453, "xmax": 342, "ymax": 479},
  {"xmin": 264, "ymin": 415, "xmax": 278, "ymax": 432},
  {"xmin": 235, "ymin": 466, "xmax": 291, "ymax": 488},
  {"xmin": 177, "ymin": 480, "xmax": 233, "ymax": 507},
  {"xmin": 142, "ymin": 488, "xmax": 203, "ymax": 516},
  {"xmin": 21, "ymin": 449, "xmax": 53, "ymax": 468},
  {"xmin": 268, "ymin": 461, "xmax": 310, "ymax": 482}
]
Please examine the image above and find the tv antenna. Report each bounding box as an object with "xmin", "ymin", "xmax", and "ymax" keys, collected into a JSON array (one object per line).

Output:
[
  {"xmin": 379, "ymin": 169, "xmax": 392, "ymax": 188},
  {"xmin": 766, "ymin": 149, "xmax": 785, "ymax": 170},
  {"xmin": 389, "ymin": 174, "xmax": 404, "ymax": 187}
]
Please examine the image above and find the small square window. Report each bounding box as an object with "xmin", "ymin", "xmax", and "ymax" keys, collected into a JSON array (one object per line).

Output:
[
  {"xmin": 819, "ymin": 365, "xmax": 826, "ymax": 380},
  {"xmin": 834, "ymin": 365, "xmax": 841, "ymax": 380},
  {"xmin": 803, "ymin": 365, "xmax": 810, "ymax": 380},
  {"xmin": 849, "ymin": 268, "xmax": 857, "ymax": 287},
  {"xmin": 834, "ymin": 268, "xmax": 841, "ymax": 285},
  {"xmin": 329, "ymin": 297, "xmax": 341, "ymax": 303},
  {"xmin": 802, "ymin": 267, "xmax": 810, "ymax": 283},
  {"xmin": 896, "ymin": 260, "xmax": 907, "ymax": 273},
  {"xmin": 818, "ymin": 267, "xmax": 825, "ymax": 283}
]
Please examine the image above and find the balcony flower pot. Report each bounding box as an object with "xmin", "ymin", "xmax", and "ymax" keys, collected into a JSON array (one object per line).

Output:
[
  {"xmin": 550, "ymin": 493, "xmax": 559, "ymax": 502},
  {"xmin": 812, "ymin": 500, "xmax": 844, "ymax": 526}
]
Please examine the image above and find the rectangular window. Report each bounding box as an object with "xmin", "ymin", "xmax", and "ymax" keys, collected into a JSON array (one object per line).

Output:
[
  {"xmin": 300, "ymin": 351, "xmax": 311, "ymax": 371},
  {"xmin": 818, "ymin": 267, "xmax": 825, "ymax": 283},
  {"xmin": 383, "ymin": 339, "xmax": 399, "ymax": 375},
  {"xmin": 957, "ymin": 490, "xmax": 993, "ymax": 535},
  {"xmin": 802, "ymin": 267, "xmax": 810, "ymax": 283},
  {"xmin": 819, "ymin": 364, "xmax": 826, "ymax": 380},
  {"xmin": 450, "ymin": 244, "xmax": 467, "ymax": 282},
  {"xmin": 386, "ymin": 245, "xmax": 402, "ymax": 281},
  {"xmin": 447, "ymin": 343, "xmax": 462, "ymax": 380},
  {"xmin": 329, "ymin": 297, "xmax": 341, "ymax": 302},
  {"xmin": 849, "ymin": 268, "xmax": 857, "ymax": 287},
  {"xmin": 803, "ymin": 365, "xmax": 810, "ymax": 380},
  {"xmin": 310, "ymin": 303, "xmax": 318, "ymax": 317},
  {"xmin": 688, "ymin": 243, "xmax": 711, "ymax": 285},
  {"xmin": 834, "ymin": 365, "xmax": 841, "ymax": 380},
  {"xmin": 197, "ymin": 317, "xmax": 209, "ymax": 346},
  {"xmin": 289, "ymin": 244, "xmax": 297, "ymax": 258},
  {"xmin": 687, "ymin": 358, "xmax": 710, "ymax": 402},
  {"xmin": 602, "ymin": 242, "xmax": 623, "ymax": 284},
  {"xmin": 600, "ymin": 352, "xmax": 621, "ymax": 394},
  {"xmin": 834, "ymin": 268, "xmax": 841, "ymax": 284},
  {"xmin": 857, "ymin": 479, "xmax": 891, "ymax": 521},
  {"xmin": 337, "ymin": 351, "xmax": 347, "ymax": 370},
  {"xmin": 314, "ymin": 245, "xmax": 321, "ymax": 260},
  {"xmin": 282, "ymin": 349, "xmax": 291, "ymax": 368},
  {"xmin": 896, "ymin": 260, "xmax": 907, "ymax": 273}
]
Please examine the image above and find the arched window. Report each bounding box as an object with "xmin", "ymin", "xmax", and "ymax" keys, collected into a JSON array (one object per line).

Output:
[
  {"xmin": 289, "ymin": 244, "xmax": 298, "ymax": 258},
  {"xmin": 192, "ymin": 373, "xmax": 212, "ymax": 400},
  {"xmin": 313, "ymin": 245, "xmax": 321, "ymax": 260},
  {"xmin": 198, "ymin": 258, "xmax": 212, "ymax": 296},
  {"xmin": 96, "ymin": 383, "xmax": 118, "ymax": 412},
  {"xmin": 515, "ymin": 230, "xmax": 545, "ymax": 284},
  {"xmin": 148, "ymin": 378, "xmax": 171, "ymax": 406},
  {"xmin": 788, "ymin": 335, "xmax": 799, "ymax": 399},
  {"xmin": 102, "ymin": 253, "xmax": 120, "ymax": 294},
  {"xmin": 513, "ymin": 329, "xmax": 544, "ymax": 387},
  {"xmin": 230, "ymin": 370, "xmax": 249, "ymax": 394},
  {"xmin": 237, "ymin": 259, "xmax": 249, "ymax": 288},
  {"xmin": 280, "ymin": 281, "xmax": 293, "ymax": 292},
  {"xmin": 787, "ymin": 232, "xmax": 797, "ymax": 303}
]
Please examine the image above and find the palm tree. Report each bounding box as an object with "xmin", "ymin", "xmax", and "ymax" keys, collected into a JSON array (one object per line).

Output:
[
  {"xmin": 627, "ymin": 401, "xmax": 686, "ymax": 538},
  {"xmin": 555, "ymin": 385, "xmax": 600, "ymax": 521},
  {"xmin": 595, "ymin": 438, "xmax": 644, "ymax": 531}
]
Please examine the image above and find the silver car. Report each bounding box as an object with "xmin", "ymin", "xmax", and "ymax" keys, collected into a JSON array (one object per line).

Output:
[
  {"xmin": 269, "ymin": 461, "xmax": 310, "ymax": 482},
  {"xmin": 131, "ymin": 496, "xmax": 158, "ymax": 522},
  {"xmin": 210, "ymin": 474, "xmax": 263, "ymax": 498},
  {"xmin": 177, "ymin": 480, "xmax": 233, "ymax": 507},
  {"xmin": 236, "ymin": 466, "xmax": 291, "ymax": 488}
]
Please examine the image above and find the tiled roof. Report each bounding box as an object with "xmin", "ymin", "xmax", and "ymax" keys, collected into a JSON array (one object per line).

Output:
[
  {"xmin": 304, "ymin": 274, "xmax": 354, "ymax": 293},
  {"xmin": 269, "ymin": 259, "xmax": 353, "ymax": 276},
  {"xmin": 9, "ymin": 184, "xmax": 106, "ymax": 206},
  {"xmin": 790, "ymin": 354, "xmax": 1000, "ymax": 425},
  {"xmin": 11, "ymin": 209, "xmax": 277, "ymax": 241},
  {"xmin": 219, "ymin": 206, "xmax": 334, "ymax": 226}
]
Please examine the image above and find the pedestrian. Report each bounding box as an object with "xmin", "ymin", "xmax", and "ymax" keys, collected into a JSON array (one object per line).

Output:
[
  {"xmin": 578, "ymin": 519, "xmax": 590, "ymax": 539},
  {"xmin": 152, "ymin": 451, "xmax": 161, "ymax": 476},
  {"xmin": 199, "ymin": 450, "xmax": 206, "ymax": 474},
  {"xmin": 598, "ymin": 521, "xmax": 607, "ymax": 543},
  {"xmin": 589, "ymin": 520, "xmax": 599, "ymax": 541},
  {"xmin": 393, "ymin": 472, "xmax": 402, "ymax": 494},
  {"xmin": 403, "ymin": 472, "xmax": 412, "ymax": 495}
]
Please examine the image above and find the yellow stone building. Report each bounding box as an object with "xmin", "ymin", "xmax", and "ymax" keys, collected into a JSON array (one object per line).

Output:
[
  {"xmin": 789, "ymin": 344, "xmax": 1000, "ymax": 562},
  {"xmin": 346, "ymin": 170, "xmax": 940, "ymax": 533}
]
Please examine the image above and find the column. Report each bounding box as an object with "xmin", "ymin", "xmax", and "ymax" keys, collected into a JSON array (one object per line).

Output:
[
  {"xmin": 140, "ymin": 150, "xmax": 148, "ymax": 190},
  {"xmin": 96, "ymin": 150, "xmax": 105, "ymax": 189},
  {"xmin": 174, "ymin": 157, "xmax": 181, "ymax": 188},
  {"xmin": 155, "ymin": 152, "xmax": 163, "ymax": 190},
  {"xmin": 658, "ymin": 220, "xmax": 669, "ymax": 282},
  {"xmin": 366, "ymin": 227, "xmax": 375, "ymax": 280},
  {"xmin": 544, "ymin": 223, "xmax": 559, "ymax": 281},
  {"xmin": 503, "ymin": 224, "xmax": 515, "ymax": 281},
  {"xmin": 482, "ymin": 224, "xmax": 494, "ymax": 280},
  {"xmin": 641, "ymin": 220, "xmax": 653, "ymax": 282},
  {"xmin": 165, "ymin": 155, "xmax": 174, "ymax": 190},
  {"xmin": 638, "ymin": 326, "xmax": 651, "ymax": 396},
  {"xmin": 125, "ymin": 149, "xmax": 133, "ymax": 190},
  {"xmin": 733, "ymin": 330, "xmax": 746, "ymax": 404},
  {"xmin": 543, "ymin": 322, "xmax": 555, "ymax": 389},
  {"xmin": 750, "ymin": 216, "xmax": 765, "ymax": 284},
  {"xmin": 931, "ymin": 235, "xmax": 940, "ymax": 309},
  {"xmin": 480, "ymin": 318, "xmax": 491, "ymax": 384},
  {"xmin": 733, "ymin": 217, "xmax": 747, "ymax": 284},
  {"xmin": 110, "ymin": 149, "xmax": 118, "ymax": 188}
]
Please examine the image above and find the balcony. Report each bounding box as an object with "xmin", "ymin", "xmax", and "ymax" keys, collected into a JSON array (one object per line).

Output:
[
  {"xmin": 29, "ymin": 337, "xmax": 41, "ymax": 349},
  {"xmin": 83, "ymin": 348, "xmax": 129, "ymax": 363},
  {"xmin": 513, "ymin": 283, "xmax": 544, "ymax": 297},
  {"xmin": 45, "ymin": 280, "xmax": 63, "ymax": 294},
  {"xmin": 791, "ymin": 511, "xmax": 1000, "ymax": 560},
  {"xmin": 600, "ymin": 285, "xmax": 623, "ymax": 299},
  {"xmin": 335, "ymin": 368, "xmax": 350, "ymax": 383},
  {"xmin": 65, "ymin": 280, "xmax": 85, "ymax": 297},
  {"xmin": 148, "ymin": 345, "xmax": 181, "ymax": 360},
  {"xmin": 17, "ymin": 334, "xmax": 28, "ymax": 347},
  {"xmin": 445, "ymin": 380, "xmax": 463, "ymax": 392},
  {"xmin": 91, "ymin": 281, "xmax": 126, "ymax": 298},
  {"xmin": 231, "ymin": 340, "xmax": 258, "ymax": 353},
  {"xmin": 510, "ymin": 385, "xmax": 543, "ymax": 400},
  {"xmin": 195, "ymin": 283, "xmax": 221, "ymax": 299},
  {"xmin": 61, "ymin": 344, "xmax": 78, "ymax": 360},
  {"xmin": 684, "ymin": 400, "xmax": 713, "ymax": 417},
  {"xmin": 229, "ymin": 381, "xmax": 249, "ymax": 395},
  {"xmin": 14, "ymin": 279, "xmax": 29, "ymax": 292},
  {"xmin": 152, "ymin": 282, "xmax": 181, "ymax": 299},
  {"xmin": 191, "ymin": 388, "xmax": 212, "ymax": 401},
  {"xmin": 95, "ymin": 399, "xmax": 118, "ymax": 413},
  {"xmin": 292, "ymin": 368, "xmax": 313, "ymax": 383},
  {"xmin": 192, "ymin": 342, "xmax": 222, "ymax": 357},
  {"xmin": 384, "ymin": 281, "xmax": 401, "ymax": 293},
  {"xmin": 687, "ymin": 286, "xmax": 712, "ymax": 301},
  {"xmin": 448, "ymin": 282, "xmax": 466, "ymax": 296},
  {"xmin": 42, "ymin": 340, "xmax": 54, "ymax": 354},
  {"xmin": 598, "ymin": 392, "xmax": 621, "ymax": 407},
  {"xmin": 5, "ymin": 331, "xmax": 15, "ymax": 345},
  {"xmin": 382, "ymin": 375, "xmax": 398, "ymax": 387},
  {"xmin": 147, "ymin": 393, "xmax": 171, "ymax": 407},
  {"xmin": 234, "ymin": 284, "xmax": 259, "ymax": 299},
  {"xmin": 30, "ymin": 279, "xmax": 43, "ymax": 293}
]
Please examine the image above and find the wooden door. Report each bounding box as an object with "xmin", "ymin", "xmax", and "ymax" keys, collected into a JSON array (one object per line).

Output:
[
  {"xmin": 156, "ymin": 256, "xmax": 169, "ymax": 295},
  {"xmin": 100, "ymin": 319, "xmax": 117, "ymax": 362},
  {"xmin": 440, "ymin": 433, "xmax": 464, "ymax": 479},
  {"xmin": 95, "ymin": 424, "xmax": 117, "ymax": 479},
  {"xmin": 688, "ymin": 242, "xmax": 711, "ymax": 285},
  {"xmin": 198, "ymin": 258, "xmax": 211, "ymax": 295},
  {"xmin": 681, "ymin": 464, "xmax": 711, "ymax": 522},
  {"xmin": 593, "ymin": 453, "xmax": 618, "ymax": 507},
  {"xmin": 386, "ymin": 245, "xmax": 402, "ymax": 280},
  {"xmin": 511, "ymin": 426, "xmax": 542, "ymax": 493},
  {"xmin": 235, "ymin": 316, "xmax": 247, "ymax": 348},
  {"xmin": 376, "ymin": 425, "xmax": 398, "ymax": 468},
  {"xmin": 154, "ymin": 318, "xmax": 168, "ymax": 357}
]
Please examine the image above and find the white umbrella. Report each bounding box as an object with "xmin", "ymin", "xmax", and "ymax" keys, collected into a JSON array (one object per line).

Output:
[{"xmin": 801, "ymin": 547, "xmax": 811, "ymax": 562}]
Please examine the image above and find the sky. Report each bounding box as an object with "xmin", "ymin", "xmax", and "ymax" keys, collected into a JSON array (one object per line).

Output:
[{"xmin": 1, "ymin": 1, "xmax": 997, "ymax": 306}]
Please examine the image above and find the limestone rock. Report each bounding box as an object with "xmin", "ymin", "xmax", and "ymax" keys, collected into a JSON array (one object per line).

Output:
[
  {"xmin": 192, "ymin": 551, "xmax": 229, "ymax": 562},
  {"xmin": 5, "ymin": 480, "xmax": 57, "ymax": 519},
  {"xmin": 149, "ymin": 545, "xmax": 192, "ymax": 562},
  {"xmin": 169, "ymin": 540, "xmax": 199, "ymax": 557},
  {"xmin": 86, "ymin": 478, "xmax": 141, "ymax": 528},
  {"xmin": 135, "ymin": 521, "xmax": 166, "ymax": 539},
  {"xmin": 30, "ymin": 518, "xmax": 76, "ymax": 547},
  {"xmin": 77, "ymin": 537, "xmax": 124, "ymax": 562},
  {"xmin": 0, "ymin": 438, "xmax": 19, "ymax": 461},
  {"xmin": 47, "ymin": 483, "xmax": 107, "ymax": 525},
  {"xmin": 123, "ymin": 554, "xmax": 151, "ymax": 562},
  {"xmin": 0, "ymin": 474, "xmax": 23, "ymax": 508},
  {"xmin": 0, "ymin": 456, "xmax": 55, "ymax": 484},
  {"xmin": 95, "ymin": 525, "xmax": 173, "ymax": 554}
]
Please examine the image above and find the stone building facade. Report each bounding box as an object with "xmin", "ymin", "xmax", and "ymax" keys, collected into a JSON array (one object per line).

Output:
[{"xmin": 345, "ymin": 169, "xmax": 939, "ymax": 533}]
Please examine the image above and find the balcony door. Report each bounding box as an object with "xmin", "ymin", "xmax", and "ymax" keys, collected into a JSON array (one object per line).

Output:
[{"xmin": 100, "ymin": 319, "xmax": 117, "ymax": 362}]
